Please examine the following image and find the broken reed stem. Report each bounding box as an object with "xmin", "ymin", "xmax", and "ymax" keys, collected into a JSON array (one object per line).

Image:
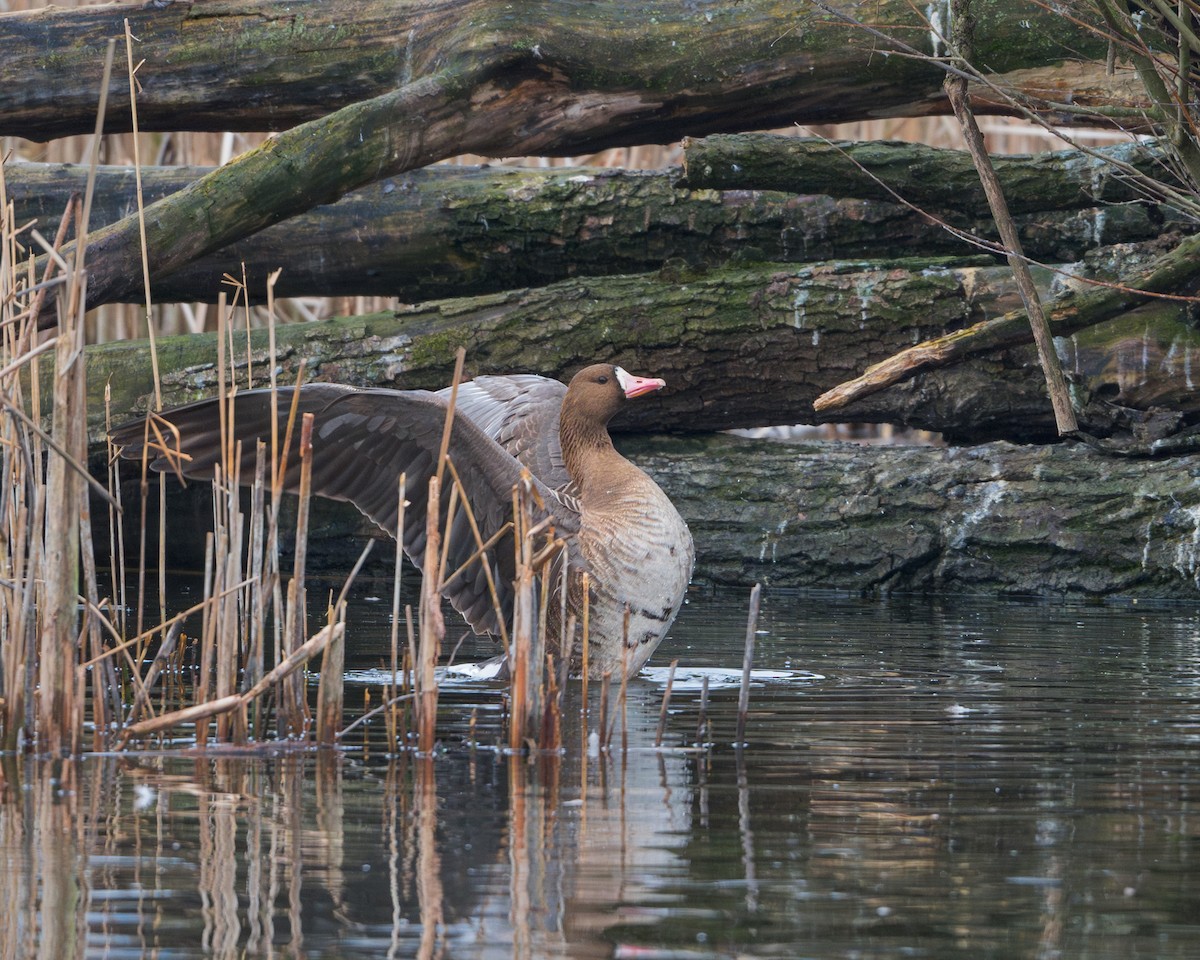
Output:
[
  {"xmin": 697, "ymin": 674, "xmax": 710, "ymax": 746},
  {"xmin": 619, "ymin": 609, "xmax": 630, "ymax": 756},
  {"xmin": 655, "ymin": 659, "xmax": 679, "ymax": 748},
  {"xmin": 314, "ymin": 539, "xmax": 374, "ymax": 744},
  {"xmin": 509, "ymin": 479, "xmax": 532, "ymax": 752},
  {"xmin": 580, "ymin": 572, "xmax": 590, "ymax": 752},
  {"xmin": 121, "ymin": 622, "xmax": 344, "ymax": 742},
  {"xmin": 417, "ymin": 472, "xmax": 445, "ymax": 755},
  {"xmin": 736, "ymin": 583, "xmax": 762, "ymax": 746},
  {"xmin": 315, "ymin": 600, "xmax": 347, "ymax": 745},
  {"xmin": 944, "ymin": 0, "xmax": 1076, "ymax": 435},
  {"xmin": 597, "ymin": 670, "xmax": 612, "ymax": 753}
]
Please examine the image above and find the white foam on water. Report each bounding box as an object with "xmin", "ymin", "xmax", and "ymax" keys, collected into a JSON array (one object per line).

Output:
[{"xmin": 639, "ymin": 665, "xmax": 824, "ymax": 690}]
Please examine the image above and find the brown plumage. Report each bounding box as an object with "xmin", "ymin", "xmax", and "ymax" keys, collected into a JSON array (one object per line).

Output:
[{"xmin": 110, "ymin": 364, "xmax": 694, "ymax": 679}]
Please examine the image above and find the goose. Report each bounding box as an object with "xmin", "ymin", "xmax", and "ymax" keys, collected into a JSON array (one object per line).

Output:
[{"xmin": 111, "ymin": 364, "xmax": 694, "ymax": 679}]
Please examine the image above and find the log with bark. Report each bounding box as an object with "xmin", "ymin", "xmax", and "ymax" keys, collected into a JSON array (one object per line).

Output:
[
  {"xmin": 79, "ymin": 237, "xmax": 1200, "ymax": 446},
  {"xmin": 4, "ymin": 0, "xmax": 1133, "ymax": 316},
  {"xmin": 1, "ymin": 0, "xmax": 1120, "ymax": 141},
  {"xmin": 109, "ymin": 431, "xmax": 1200, "ymax": 600},
  {"xmin": 6, "ymin": 140, "xmax": 1186, "ymax": 304}
]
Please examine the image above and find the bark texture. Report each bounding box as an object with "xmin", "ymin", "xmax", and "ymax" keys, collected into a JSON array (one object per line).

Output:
[
  {"xmin": 1, "ymin": 0, "xmax": 1118, "ymax": 141},
  {"xmin": 681, "ymin": 135, "xmax": 1185, "ymax": 214},
  {"xmin": 112, "ymin": 432, "xmax": 1200, "ymax": 600},
  {"xmin": 632, "ymin": 434, "xmax": 1200, "ymax": 599},
  {"xmin": 7, "ymin": 0, "xmax": 1127, "ymax": 315},
  {"xmin": 82, "ymin": 244, "xmax": 1200, "ymax": 445},
  {"xmin": 7, "ymin": 155, "xmax": 1182, "ymax": 304}
]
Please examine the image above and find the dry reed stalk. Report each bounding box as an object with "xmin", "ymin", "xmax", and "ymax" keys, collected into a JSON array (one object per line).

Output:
[
  {"xmin": 196, "ymin": 531, "xmax": 216, "ymax": 747},
  {"xmin": 618, "ymin": 610, "xmax": 630, "ymax": 756},
  {"xmin": 279, "ymin": 412, "xmax": 315, "ymax": 739},
  {"xmin": 388, "ymin": 473, "xmax": 408, "ymax": 749},
  {"xmin": 314, "ymin": 540, "xmax": 374, "ymax": 744},
  {"xmin": 315, "ymin": 599, "xmax": 347, "ymax": 745},
  {"xmin": 122, "ymin": 621, "xmax": 183, "ymax": 729},
  {"xmin": 215, "ymin": 448, "xmax": 247, "ymax": 742},
  {"xmin": 736, "ymin": 582, "xmax": 762, "ymax": 746},
  {"xmin": 580, "ymin": 572, "xmax": 590, "ymax": 750},
  {"xmin": 0, "ymin": 160, "xmax": 26, "ymax": 750},
  {"xmin": 417, "ymin": 472, "xmax": 445, "ymax": 754},
  {"xmin": 103, "ymin": 384, "xmax": 129, "ymax": 640},
  {"xmin": 243, "ymin": 440, "xmax": 268, "ymax": 736},
  {"xmin": 414, "ymin": 349, "xmax": 467, "ymax": 753},
  {"xmin": 78, "ymin": 487, "xmax": 119, "ymax": 749},
  {"xmin": 508, "ymin": 480, "xmax": 532, "ymax": 751},
  {"xmin": 122, "ymin": 17, "xmax": 163, "ymax": 412},
  {"xmin": 35, "ymin": 40, "xmax": 117, "ymax": 754},
  {"xmin": 697, "ymin": 674, "xmax": 710, "ymax": 746},
  {"xmin": 655, "ymin": 659, "xmax": 679, "ymax": 748},
  {"xmin": 441, "ymin": 456, "xmax": 509, "ymax": 653}
]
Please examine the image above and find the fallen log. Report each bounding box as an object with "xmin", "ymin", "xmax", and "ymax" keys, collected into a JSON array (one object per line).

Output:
[
  {"xmin": 104, "ymin": 432, "xmax": 1200, "ymax": 600},
  {"xmin": 814, "ymin": 230, "xmax": 1200, "ymax": 416},
  {"xmin": 681, "ymin": 135, "xmax": 1191, "ymax": 215},
  {"xmin": 1, "ymin": 0, "xmax": 1118, "ymax": 141},
  {"xmin": 6, "ymin": 154, "xmax": 1184, "ymax": 305},
  {"xmin": 75, "ymin": 244, "xmax": 1198, "ymax": 445},
  {"xmin": 11, "ymin": 0, "xmax": 1125, "ymax": 317}
]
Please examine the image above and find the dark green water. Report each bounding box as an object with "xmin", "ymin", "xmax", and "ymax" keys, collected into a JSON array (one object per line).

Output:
[{"xmin": 2, "ymin": 588, "xmax": 1198, "ymax": 959}]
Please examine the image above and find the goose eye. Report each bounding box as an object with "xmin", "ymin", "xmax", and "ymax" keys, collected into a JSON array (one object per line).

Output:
[{"xmin": 596, "ymin": 375, "xmax": 609, "ymax": 384}]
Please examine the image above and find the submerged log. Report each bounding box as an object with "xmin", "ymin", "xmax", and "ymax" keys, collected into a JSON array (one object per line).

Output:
[
  {"xmin": 105, "ymin": 432, "xmax": 1200, "ymax": 600},
  {"xmin": 6, "ymin": 156, "xmax": 1183, "ymax": 304}
]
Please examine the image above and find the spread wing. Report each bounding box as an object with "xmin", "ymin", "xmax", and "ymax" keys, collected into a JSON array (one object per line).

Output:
[
  {"xmin": 109, "ymin": 383, "xmax": 582, "ymax": 638},
  {"xmin": 439, "ymin": 375, "xmax": 574, "ymax": 496}
]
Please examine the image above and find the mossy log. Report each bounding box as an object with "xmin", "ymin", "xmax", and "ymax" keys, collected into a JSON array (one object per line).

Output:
[
  {"xmin": 11, "ymin": 0, "xmax": 1125, "ymax": 316},
  {"xmin": 636, "ymin": 433, "xmax": 1200, "ymax": 599},
  {"xmin": 2, "ymin": 0, "xmax": 1118, "ymax": 142},
  {"xmin": 81, "ymin": 246, "xmax": 1200, "ymax": 445},
  {"xmin": 7, "ymin": 153, "xmax": 1184, "ymax": 305},
  {"xmin": 110, "ymin": 432, "xmax": 1200, "ymax": 600},
  {"xmin": 681, "ymin": 135, "xmax": 1188, "ymax": 215}
]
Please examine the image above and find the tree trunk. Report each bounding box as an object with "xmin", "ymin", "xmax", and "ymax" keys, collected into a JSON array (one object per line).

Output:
[
  {"xmin": 1, "ymin": 0, "xmax": 1120, "ymax": 142},
  {"xmin": 7, "ymin": 152, "xmax": 1181, "ymax": 305},
  {"xmin": 112, "ymin": 432, "xmax": 1200, "ymax": 600},
  {"xmin": 82, "ymin": 245, "xmax": 1199, "ymax": 445}
]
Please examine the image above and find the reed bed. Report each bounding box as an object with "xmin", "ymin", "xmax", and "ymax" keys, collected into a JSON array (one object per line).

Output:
[
  {"xmin": 0, "ymin": 2, "xmax": 790, "ymax": 761},
  {"xmin": 0, "ymin": 181, "xmax": 609, "ymax": 755}
]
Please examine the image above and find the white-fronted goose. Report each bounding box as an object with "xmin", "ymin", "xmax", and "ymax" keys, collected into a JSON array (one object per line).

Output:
[{"xmin": 111, "ymin": 364, "xmax": 694, "ymax": 679}]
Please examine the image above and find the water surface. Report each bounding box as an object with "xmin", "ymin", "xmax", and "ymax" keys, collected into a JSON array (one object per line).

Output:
[{"xmin": 2, "ymin": 589, "xmax": 1198, "ymax": 959}]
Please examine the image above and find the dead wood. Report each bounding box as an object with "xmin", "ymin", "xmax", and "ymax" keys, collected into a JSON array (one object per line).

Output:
[
  {"xmin": 4, "ymin": 0, "xmax": 1130, "ymax": 317},
  {"xmin": 7, "ymin": 153, "xmax": 1186, "ymax": 304},
  {"xmin": 82, "ymin": 244, "xmax": 1199, "ymax": 445}
]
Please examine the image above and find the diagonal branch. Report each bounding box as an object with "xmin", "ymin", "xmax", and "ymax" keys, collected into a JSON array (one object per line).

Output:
[{"xmin": 813, "ymin": 230, "xmax": 1200, "ymax": 413}]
